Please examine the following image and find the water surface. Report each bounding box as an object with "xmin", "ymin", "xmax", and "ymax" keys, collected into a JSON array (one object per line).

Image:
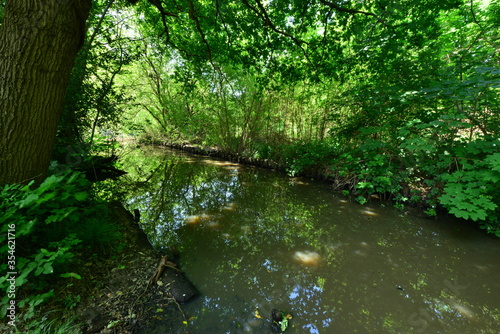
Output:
[{"xmin": 123, "ymin": 147, "xmax": 500, "ymax": 333}]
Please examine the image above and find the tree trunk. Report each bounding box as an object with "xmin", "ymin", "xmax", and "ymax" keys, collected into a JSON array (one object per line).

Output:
[{"xmin": 0, "ymin": 0, "xmax": 92, "ymax": 185}]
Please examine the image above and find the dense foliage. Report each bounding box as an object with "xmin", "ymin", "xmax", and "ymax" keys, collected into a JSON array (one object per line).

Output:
[
  {"xmin": 55, "ymin": 0, "xmax": 135, "ymax": 161},
  {"xmin": 0, "ymin": 0, "xmax": 498, "ymax": 330},
  {"xmin": 0, "ymin": 171, "xmax": 121, "ymax": 324},
  {"xmin": 111, "ymin": 0, "xmax": 500, "ymax": 234}
]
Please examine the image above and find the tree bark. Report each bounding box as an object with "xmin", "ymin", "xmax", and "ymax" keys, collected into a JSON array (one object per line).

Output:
[{"xmin": 0, "ymin": 0, "xmax": 92, "ymax": 185}]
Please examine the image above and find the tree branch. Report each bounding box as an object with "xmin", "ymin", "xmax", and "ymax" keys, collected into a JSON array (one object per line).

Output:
[
  {"xmin": 188, "ymin": 0, "xmax": 214, "ymax": 64},
  {"xmin": 244, "ymin": 0, "xmax": 308, "ymax": 48},
  {"xmin": 241, "ymin": 0, "xmax": 314, "ymax": 68},
  {"xmin": 147, "ymin": 0, "xmax": 178, "ymax": 19},
  {"xmin": 146, "ymin": 0, "xmax": 202, "ymax": 58},
  {"xmin": 319, "ymin": 0, "xmax": 387, "ymax": 26}
]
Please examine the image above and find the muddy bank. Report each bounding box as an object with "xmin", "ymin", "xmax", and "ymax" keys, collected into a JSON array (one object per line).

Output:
[
  {"xmin": 159, "ymin": 142, "xmax": 333, "ymax": 181},
  {"xmin": 164, "ymin": 142, "xmax": 287, "ymax": 172},
  {"xmin": 76, "ymin": 201, "xmax": 196, "ymax": 334}
]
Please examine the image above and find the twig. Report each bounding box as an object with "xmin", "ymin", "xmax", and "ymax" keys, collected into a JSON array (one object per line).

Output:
[{"xmin": 166, "ymin": 294, "xmax": 188, "ymax": 322}]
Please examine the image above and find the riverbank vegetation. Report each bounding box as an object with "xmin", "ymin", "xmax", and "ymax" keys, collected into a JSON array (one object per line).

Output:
[
  {"xmin": 0, "ymin": 166, "xmax": 133, "ymax": 329},
  {"xmin": 116, "ymin": 0, "xmax": 499, "ymax": 234},
  {"xmin": 0, "ymin": 0, "xmax": 499, "ymax": 331}
]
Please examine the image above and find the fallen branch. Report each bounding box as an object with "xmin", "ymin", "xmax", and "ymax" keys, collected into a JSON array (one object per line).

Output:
[{"xmin": 149, "ymin": 255, "xmax": 181, "ymax": 286}]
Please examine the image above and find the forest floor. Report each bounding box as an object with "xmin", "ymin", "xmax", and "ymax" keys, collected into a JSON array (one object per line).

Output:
[
  {"xmin": 72, "ymin": 201, "xmax": 189, "ymax": 334},
  {"xmin": 0, "ymin": 201, "xmax": 189, "ymax": 334}
]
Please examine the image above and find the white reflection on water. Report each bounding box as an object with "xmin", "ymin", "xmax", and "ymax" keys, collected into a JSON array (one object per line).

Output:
[{"xmin": 293, "ymin": 251, "xmax": 321, "ymax": 267}]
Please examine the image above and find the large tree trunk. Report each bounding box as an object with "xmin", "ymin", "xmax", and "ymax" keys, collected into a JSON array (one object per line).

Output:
[{"xmin": 0, "ymin": 0, "xmax": 92, "ymax": 185}]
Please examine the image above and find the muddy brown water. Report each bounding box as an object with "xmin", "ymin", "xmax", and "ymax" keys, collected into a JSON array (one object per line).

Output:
[{"xmin": 122, "ymin": 147, "xmax": 500, "ymax": 333}]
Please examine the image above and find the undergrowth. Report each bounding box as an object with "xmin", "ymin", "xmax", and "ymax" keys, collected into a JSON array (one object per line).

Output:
[{"xmin": 0, "ymin": 170, "xmax": 123, "ymax": 330}]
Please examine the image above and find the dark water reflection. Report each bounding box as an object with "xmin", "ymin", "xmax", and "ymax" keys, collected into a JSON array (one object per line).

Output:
[{"xmin": 122, "ymin": 147, "xmax": 500, "ymax": 333}]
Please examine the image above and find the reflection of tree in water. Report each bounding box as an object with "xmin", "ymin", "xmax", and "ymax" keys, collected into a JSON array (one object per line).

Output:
[
  {"xmin": 123, "ymin": 150, "xmax": 338, "ymax": 332},
  {"xmin": 120, "ymin": 148, "xmax": 500, "ymax": 334},
  {"xmin": 127, "ymin": 149, "xmax": 331, "ymax": 249}
]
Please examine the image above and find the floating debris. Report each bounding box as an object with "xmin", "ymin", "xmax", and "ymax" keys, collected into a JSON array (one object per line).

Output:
[
  {"xmin": 205, "ymin": 221, "xmax": 220, "ymax": 228},
  {"xmin": 361, "ymin": 208, "xmax": 378, "ymax": 216},
  {"xmin": 222, "ymin": 203, "xmax": 237, "ymax": 211},
  {"xmin": 270, "ymin": 309, "xmax": 292, "ymax": 333},
  {"xmin": 185, "ymin": 215, "xmax": 202, "ymax": 224},
  {"xmin": 451, "ymin": 301, "xmax": 475, "ymax": 319}
]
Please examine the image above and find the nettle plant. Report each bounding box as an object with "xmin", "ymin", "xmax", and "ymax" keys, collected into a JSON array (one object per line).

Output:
[{"xmin": 0, "ymin": 172, "xmax": 97, "ymax": 320}]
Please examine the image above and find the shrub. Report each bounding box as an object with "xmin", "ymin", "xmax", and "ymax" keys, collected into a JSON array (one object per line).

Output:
[
  {"xmin": 0, "ymin": 171, "xmax": 120, "ymax": 321},
  {"xmin": 282, "ymin": 140, "xmax": 338, "ymax": 176}
]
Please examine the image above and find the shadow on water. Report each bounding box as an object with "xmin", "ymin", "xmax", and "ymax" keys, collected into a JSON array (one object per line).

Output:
[{"xmin": 121, "ymin": 147, "xmax": 500, "ymax": 334}]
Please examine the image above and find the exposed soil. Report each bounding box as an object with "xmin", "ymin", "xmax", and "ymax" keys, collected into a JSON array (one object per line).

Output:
[
  {"xmin": 0, "ymin": 200, "xmax": 191, "ymax": 334},
  {"xmin": 75, "ymin": 201, "xmax": 192, "ymax": 334},
  {"xmin": 157, "ymin": 142, "xmax": 288, "ymax": 173}
]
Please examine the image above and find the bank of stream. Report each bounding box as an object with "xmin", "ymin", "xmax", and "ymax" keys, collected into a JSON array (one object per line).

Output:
[{"xmin": 111, "ymin": 145, "xmax": 499, "ymax": 333}]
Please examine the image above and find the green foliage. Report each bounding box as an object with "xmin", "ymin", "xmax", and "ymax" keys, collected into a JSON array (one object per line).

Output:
[
  {"xmin": 72, "ymin": 209, "xmax": 122, "ymax": 252},
  {"xmin": 347, "ymin": 117, "xmax": 499, "ymax": 231},
  {"xmin": 57, "ymin": 1, "xmax": 136, "ymax": 162},
  {"xmin": 0, "ymin": 173, "xmax": 84, "ymax": 320},
  {"xmin": 63, "ymin": 294, "xmax": 81, "ymax": 309},
  {"xmin": 116, "ymin": 0, "xmax": 498, "ymax": 235},
  {"xmin": 10, "ymin": 313, "xmax": 81, "ymax": 334},
  {"xmin": 331, "ymin": 130, "xmax": 404, "ymax": 203},
  {"xmin": 0, "ymin": 1, "xmax": 4, "ymax": 25},
  {"xmin": 0, "ymin": 171, "xmax": 120, "ymax": 320},
  {"xmin": 251, "ymin": 141, "xmax": 274, "ymax": 160},
  {"xmin": 283, "ymin": 140, "xmax": 338, "ymax": 177},
  {"xmin": 438, "ymin": 147, "xmax": 500, "ymax": 235}
]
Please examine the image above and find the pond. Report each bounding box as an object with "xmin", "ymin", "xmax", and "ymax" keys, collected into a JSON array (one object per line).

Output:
[{"xmin": 121, "ymin": 146, "xmax": 500, "ymax": 333}]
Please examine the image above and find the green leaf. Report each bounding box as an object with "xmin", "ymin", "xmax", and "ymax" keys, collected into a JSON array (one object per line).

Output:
[
  {"xmin": 74, "ymin": 192, "xmax": 88, "ymax": 201},
  {"xmin": 35, "ymin": 265, "xmax": 44, "ymax": 276},
  {"xmin": 19, "ymin": 193, "xmax": 40, "ymax": 208},
  {"xmin": 485, "ymin": 153, "xmax": 500, "ymax": 173},
  {"xmin": 43, "ymin": 263, "xmax": 54, "ymax": 274},
  {"xmin": 280, "ymin": 317, "xmax": 288, "ymax": 332},
  {"xmin": 60, "ymin": 272, "xmax": 82, "ymax": 279}
]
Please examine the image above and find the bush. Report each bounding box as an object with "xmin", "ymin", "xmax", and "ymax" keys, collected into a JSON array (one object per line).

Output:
[
  {"xmin": 438, "ymin": 145, "xmax": 500, "ymax": 236},
  {"xmin": 282, "ymin": 140, "xmax": 338, "ymax": 176},
  {"xmin": 330, "ymin": 118, "xmax": 500, "ymax": 235},
  {"xmin": 0, "ymin": 171, "xmax": 120, "ymax": 322}
]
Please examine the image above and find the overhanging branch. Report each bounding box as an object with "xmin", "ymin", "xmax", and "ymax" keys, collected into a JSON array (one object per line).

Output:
[
  {"xmin": 188, "ymin": 0, "xmax": 214, "ymax": 65},
  {"xmin": 146, "ymin": 0, "xmax": 199, "ymax": 58},
  {"xmin": 319, "ymin": 0, "xmax": 387, "ymax": 26}
]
